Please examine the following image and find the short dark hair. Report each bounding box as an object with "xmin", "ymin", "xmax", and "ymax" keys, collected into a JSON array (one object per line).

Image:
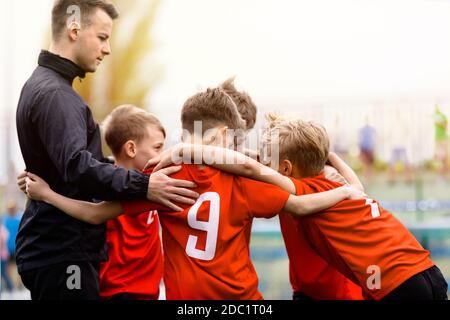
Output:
[
  {"xmin": 52, "ymin": 0, "xmax": 119, "ymax": 40},
  {"xmin": 181, "ymin": 88, "xmax": 246, "ymax": 134},
  {"xmin": 220, "ymin": 77, "xmax": 258, "ymax": 130},
  {"xmin": 102, "ymin": 105, "xmax": 166, "ymax": 156},
  {"xmin": 264, "ymin": 114, "xmax": 330, "ymax": 177}
]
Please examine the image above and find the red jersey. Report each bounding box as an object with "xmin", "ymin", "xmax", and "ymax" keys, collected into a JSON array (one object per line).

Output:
[
  {"xmin": 100, "ymin": 206, "xmax": 164, "ymax": 299},
  {"xmin": 279, "ymin": 212, "xmax": 364, "ymax": 300},
  {"xmin": 122, "ymin": 164, "xmax": 290, "ymax": 300},
  {"xmin": 290, "ymin": 174, "xmax": 434, "ymax": 300}
]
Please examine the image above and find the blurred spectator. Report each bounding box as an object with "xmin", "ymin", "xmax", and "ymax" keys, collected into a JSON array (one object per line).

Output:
[
  {"xmin": 434, "ymin": 105, "xmax": 448, "ymax": 175},
  {"xmin": 358, "ymin": 119, "xmax": 376, "ymax": 181},
  {"xmin": 330, "ymin": 115, "xmax": 349, "ymax": 162},
  {"xmin": 389, "ymin": 147, "xmax": 412, "ymax": 184},
  {"xmin": 1, "ymin": 219, "xmax": 14, "ymax": 292},
  {"xmin": 4, "ymin": 200, "xmax": 21, "ymax": 261},
  {"xmin": 3, "ymin": 200, "xmax": 22, "ymax": 290},
  {"xmin": 388, "ymin": 110, "xmax": 413, "ymax": 184}
]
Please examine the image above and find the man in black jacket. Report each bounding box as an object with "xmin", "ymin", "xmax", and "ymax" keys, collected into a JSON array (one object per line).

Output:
[{"xmin": 15, "ymin": 0, "xmax": 198, "ymax": 300}]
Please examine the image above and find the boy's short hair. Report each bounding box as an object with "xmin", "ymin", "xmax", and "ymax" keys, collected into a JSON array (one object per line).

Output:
[
  {"xmin": 102, "ymin": 105, "xmax": 165, "ymax": 156},
  {"xmin": 264, "ymin": 114, "xmax": 330, "ymax": 177},
  {"xmin": 52, "ymin": 0, "xmax": 119, "ymax": 41},
  {"xmin": 181, "ymin": 87, "xmax": 246, "ymax": 134},
  {"xmin": 220, "ymin": 77, "xmax": 257, "ymax": 130}
]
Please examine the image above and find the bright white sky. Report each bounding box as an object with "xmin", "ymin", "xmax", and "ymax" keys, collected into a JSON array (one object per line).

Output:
[{"xmin": 1, "ymin": 0, "xmax": 450, "ymax": 179}]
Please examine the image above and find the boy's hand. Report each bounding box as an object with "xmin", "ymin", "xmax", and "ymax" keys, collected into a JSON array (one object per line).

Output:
[
  {"xmin": 344, "ymin": 185, "xmax": 368, "ymax": 200},
  {"xmin": 25, "ymin": 173, "xmax": 52, "ymax": 202},
  {"xmin": 144, "ymin": 144, "xmax": 186, "ymax": 172},
  {"xmin": 17, "ymin": 171, "xmax": 28, "ymax": 194},
  {"xmin": 324, "ymin": 165, "xmax": 348, "ymax": 186},
  {"xmin": 147, "ymin": 166, "xmax": 199, "ymax": 212}
]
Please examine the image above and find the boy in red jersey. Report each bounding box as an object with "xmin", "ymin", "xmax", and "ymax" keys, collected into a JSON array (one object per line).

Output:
[
  {"xmin": 217, "ymin": 78, "xmax": 363, "ymax": 300},
  {"xmin": 24, "ymin": 88, "xmax": 365, "ymax": 300},
  {"xmin": 165, "ymin": 114, "xmax": 446, "ymax": 300},
  {"xmin": 96, "ymin": 105, "xmax": 167, "ymax": 300},
  {"xmin": 259, "ymin": 115, "xmax": 448, "ymax": 300}
]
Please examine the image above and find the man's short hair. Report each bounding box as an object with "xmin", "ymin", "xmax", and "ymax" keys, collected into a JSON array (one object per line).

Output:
[
  {"xmin": 263, "ymin": 114, "xmax": 330, "ymax": 177},
  {"xmin": 220, "ymin": 77, "xmax": 257, "ymax": 130},
  {"xmin": 181, "ymin": 87, "xmax": 247, "ymax": 134},
  {"xmin": 102, "ymin": 105, "xmax": 165, "ymax": 156},
  {"xmin": 52, "ymin": 0, "xmax": 119, "ymax": 40}
]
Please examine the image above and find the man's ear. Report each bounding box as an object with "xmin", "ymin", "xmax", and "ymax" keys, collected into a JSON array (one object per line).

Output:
[
  {"xmin": 279, "ymin": 159, "xmax": 293, "ymax": 177},
  {"xmin": 67, "ymin": 21, "xmax": 81, "ymax": 41},
  {"xmin": 123, "ymin": 140, "xmax": 137, "ymax": 158}
]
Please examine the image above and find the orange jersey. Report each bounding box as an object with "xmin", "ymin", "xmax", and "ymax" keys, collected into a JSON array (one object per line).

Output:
[
  {"xmin": 100, "ymin": 209, "xmax": 164, "ymax": 300},
  {"xmin": 279, "ymin": 212, "xmax": 364, "ymax": 300},
  {"xmin": 290, "ymin": 175, "xmax": 434, "ymax": 300},
  {"xmin": 122, "ymin": 165, "xmax": 290, "ymax": 300}
]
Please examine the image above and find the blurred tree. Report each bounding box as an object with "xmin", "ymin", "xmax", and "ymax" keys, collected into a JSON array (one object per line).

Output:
[{"xmin": 74, "ymin": 0, "xmax": 162, "ymax": 155}]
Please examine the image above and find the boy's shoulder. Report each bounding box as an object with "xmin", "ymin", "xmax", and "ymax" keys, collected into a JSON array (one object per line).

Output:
[
  {"xmin": 144, "ymin": 164, "xmax": 226, "ymax": 178},
  {"xmin": 143, "ymin": 164, "xmax": 236, "ymax": 190},
  {"xmin": 143, "ymin": 164, "xmax": 280, "ymax": 193},
  {"xmin": 290, "ymin": 174, "xmax": 341, "ymax": 196}
]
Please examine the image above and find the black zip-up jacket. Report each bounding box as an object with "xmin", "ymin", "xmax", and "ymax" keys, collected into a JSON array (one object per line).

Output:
[{"xmin": 15, "ymin": 50, "xmax": 150, "ymax": 273}]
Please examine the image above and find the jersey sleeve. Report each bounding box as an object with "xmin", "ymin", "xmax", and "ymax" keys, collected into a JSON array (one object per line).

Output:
[
  {"xmin": 239, "ymin": 177, "xmax": 291, "ymax": 218},
  {"xmin": 120, "ymin": 200, "xmax": 170, "ymax": 217},
  {"xmin": 120, "ymin": 166, "xmax": 169, "ymax": 216}
]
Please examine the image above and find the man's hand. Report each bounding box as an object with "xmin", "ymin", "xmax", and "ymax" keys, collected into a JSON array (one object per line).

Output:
[
  {"xmin": 17, "ymin": 171, "xmax": 28, "ymax": 194},
  {"xmin": 324, "ymin": 165, "xmax": 348, "ymax": 186},
  {"xmin": 147, "ymin": 166, "xmax": 199, "ymax": 212}
]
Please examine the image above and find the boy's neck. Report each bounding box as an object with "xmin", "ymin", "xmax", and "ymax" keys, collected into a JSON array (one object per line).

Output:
[
  {"xmin": 115, "ymin": 158, "xmax": 140, "ymax": 171},
  {"xmin": 184, "ymin": 136, "xmax": 225, "ymax": 169},
  {"xmin": 291, "ymin": 167, "xmax": 324, "ymax": 180}
]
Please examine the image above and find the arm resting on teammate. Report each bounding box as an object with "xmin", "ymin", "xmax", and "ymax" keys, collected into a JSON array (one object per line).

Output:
[{"xmin": 147, "ymin": 144, "xmax": 366, "ymax": 216}]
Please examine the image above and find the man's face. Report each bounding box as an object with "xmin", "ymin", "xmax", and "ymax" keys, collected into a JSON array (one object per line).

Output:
[
  {"xmin": 133, "ymin": 125, "xmax": 165, "ymax": 171},
  {"xmin": 74, "ymin": 9, "xmax": 113, "ymax": 72}
]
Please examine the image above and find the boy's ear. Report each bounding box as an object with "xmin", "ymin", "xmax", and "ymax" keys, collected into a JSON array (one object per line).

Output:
[
  {"xmin": 218, "ymin": 126, "xmax": 230, "ymax": 147},
  {"xmin": 220, "ymin": 126, "xmax": 228, "ymax": 135},
  {"xmin": 280, "ymin": 159, "xmax": 293, "ymax": 177},
  {"xmin": 123, "ymin": 140, "xmax": 137, "ymax": 158}
]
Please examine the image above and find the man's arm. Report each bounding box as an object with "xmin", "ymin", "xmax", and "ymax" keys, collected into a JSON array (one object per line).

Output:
[
  {"xmin": 33, "ymin": 90, "xmax": 197, "ymax": 209},
  {"xmin": 33, "ymin": 89, "xmax": 148, "ymax": 201}
]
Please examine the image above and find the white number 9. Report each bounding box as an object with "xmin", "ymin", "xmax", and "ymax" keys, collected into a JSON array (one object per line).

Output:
[{"xmin": 186, "ymin": 192, "xmax": 220, "ymax": 261}]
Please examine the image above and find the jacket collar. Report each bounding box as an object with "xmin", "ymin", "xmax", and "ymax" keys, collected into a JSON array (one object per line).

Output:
[{"xmin": 38, "ymin": 50, "xmax": 86, "ymax": 83}]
